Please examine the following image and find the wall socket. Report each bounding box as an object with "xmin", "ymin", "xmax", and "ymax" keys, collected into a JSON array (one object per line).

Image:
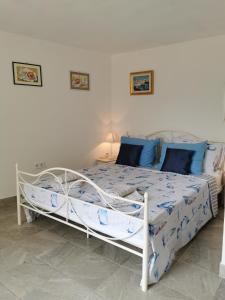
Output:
[{"xmin": 35, "ymin": 162, "xmax": 47, "ymax": 170}]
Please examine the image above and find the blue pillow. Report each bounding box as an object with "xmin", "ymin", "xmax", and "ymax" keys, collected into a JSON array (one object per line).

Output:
[
  {"xmin": 121, "ymin": 136, "xmax": 160, "ymax": 167},
  {"xmin": 158, "ymin": 141, "xmax": 207, "ymax": 175},
  {"xmin": 116, "ymin": 143, "xmax": 143, "ymax": 167},
  {"xmin": 161, "ymin": 148, "xmax": 195, "ymax": 175}
]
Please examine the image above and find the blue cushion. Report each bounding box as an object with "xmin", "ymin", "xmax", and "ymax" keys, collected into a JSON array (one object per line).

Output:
[
  {"xmin": 158, "ymin": 141, "xmax": 207, "ymax": 175},
  {"xmin": 116, "ymin": 143, "xmax": 143, "ymax": 167},
  {"xmin": 120, "ymin": 136, "xmax": 160, "ymax": 167},
  {"xmin": 161, "ymin": 148, "xmax": 195, "ymax": 175}
]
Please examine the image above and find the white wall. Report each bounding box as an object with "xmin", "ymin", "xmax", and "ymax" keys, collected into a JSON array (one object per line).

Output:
[
  {"xmin": 111, "ymin": 35, "xmax": 225, "ymax": 141},
  {"xmin": 0, "ymin": 30, "xmax": 111, "ymax": 199},
  {"xmin": 2, "ymin": 32, "xmax": 225, "ymax": 199}
]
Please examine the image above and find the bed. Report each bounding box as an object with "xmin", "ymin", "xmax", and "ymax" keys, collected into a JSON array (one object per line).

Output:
[{"xmin": 16, "ymin": 130, "xmax": 225, "ymax": 292}]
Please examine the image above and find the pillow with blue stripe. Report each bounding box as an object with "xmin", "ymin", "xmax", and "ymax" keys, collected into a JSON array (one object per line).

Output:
[
  {"xmin": 161, "ymin": 148, "xmax": 195, "ymax": 175},
  {"xmin": 158, "ymin": 141, "xmax": 207, "ymax": 175},
  {"xmin": 120, "ymin": 136, "xmax": 160, "ymax": 167}
]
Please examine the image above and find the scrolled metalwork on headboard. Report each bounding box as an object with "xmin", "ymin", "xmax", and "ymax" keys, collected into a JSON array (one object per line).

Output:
[
  {"xmin": 146, "ymin": 130, "xmax": 202, "ymax": 143},
  {"xmin": 126, "ymin": 130, "xmax": 225, "ymax": 172}
]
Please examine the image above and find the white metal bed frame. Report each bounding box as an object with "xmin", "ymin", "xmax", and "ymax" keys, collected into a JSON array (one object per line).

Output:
[
  {"xmin": 16, "ymin": 164, "xmax": 150, "ymax": 292},
  {"xmin": 16, "ymin": 130, "xmax": 225, "ymax": 292}
]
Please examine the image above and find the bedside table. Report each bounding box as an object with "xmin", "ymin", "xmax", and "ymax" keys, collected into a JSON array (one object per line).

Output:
[{"xmin": 96, "ymin": 157, "xmax": 116, "ymax": 165}]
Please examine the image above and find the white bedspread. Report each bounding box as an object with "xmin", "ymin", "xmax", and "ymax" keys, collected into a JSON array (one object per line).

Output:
[{"xmin": 23, "ymin": 164, "xmax": 217, "ymax": 284}]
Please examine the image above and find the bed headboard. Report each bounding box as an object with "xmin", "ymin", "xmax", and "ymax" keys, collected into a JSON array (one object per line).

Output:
[
  {"xmin": 146, "ymin": 130, "xmax": 202, "ymax": 143},
  {"xmin": 127, "ymin": 130, "xmax": 225, "ymax": 172},
  {"xmin": 127, "ymin": 130, "xmax": 203, "ymax": 143}
]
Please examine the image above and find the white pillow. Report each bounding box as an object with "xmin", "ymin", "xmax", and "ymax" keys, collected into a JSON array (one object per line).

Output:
[{"xmin": 203, "ymin": 143, "xmax": 224, "ymax": 174}]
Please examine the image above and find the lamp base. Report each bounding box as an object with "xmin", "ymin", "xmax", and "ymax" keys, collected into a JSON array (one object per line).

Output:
[{"xmin": 100, "ymin": 154, "xmax": 116, "ymax": 161}]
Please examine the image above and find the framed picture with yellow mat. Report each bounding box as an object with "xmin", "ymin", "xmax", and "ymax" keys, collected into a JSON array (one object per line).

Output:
[{"xmin": 130, "ymin": 70, "xmax": 154, "ymax": 95}]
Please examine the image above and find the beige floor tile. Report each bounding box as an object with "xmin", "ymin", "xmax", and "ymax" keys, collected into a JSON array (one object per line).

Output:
[
  {"xmin": 56, "ymin": 251, "xmax": 119, "ymax": 291},
  {"xmin": 31, "ymin": 215, "xmax": 59, "ymax": 230},
  {"xmin": 120, "ymin": 251, "xmax": 142, "ymax": 274},
  {"xmin": 214, "ymin": 279, "xmax": 225, "ymax": 300},
  {"xmin": 192, "ymin": 234, "xmax": 223, "ymax": 251},
  {"xmin": 0, "ymin": 283, "xmax": 18, "ymax": 300},
  {"xmin": 15, "ymin": 229, "xmax": 68, "ymax": 257},
  {"xmin": 0, "ymin": 245, "xmax": 42, "ymax": 273},
  {"xmin": 0, "ymin": 261, "xmax": 56, "ymax": 298},
  {"xmin": 37, "ymin": 241, "xmax": 83, "ymax": 267},
  {"xmin": 85, "ymin": 292, "xmax": 105, "ymax": 300},
  {"xmin": 22, "ymin": 289, "xmax": 66, "ymax": 300},
  {"xmin": 0, "ymin": 223, "xmax": 44, "ymax": 244},
  {"xmin": 96, "ymin": 266, "xmax": 193, "ymax": 300},
  {"xmin": 48, "ymin": 221, "xmax": 72, "ymax": 237},
  {"xmin": 60, "ymin": 227, "xmax": 103, "ymax": 251},
  {"xmin": 0, "ymin": 198, "xmax": 223, "ymax": 300},
  {"xmin": 161, "ymin": 261, "xmax": 221, "ymax": 300},
  {"xmin": 93, "ymin": 242, "xmax": 131, "ymax": 265},
  {"xmin": 178, "ymin": 240, "xmax": 222, "ymax": 274},
  {"xmin": 22, "ymin": 273, "xmax": 92, "ymax": 299},
  {"xmin": 0, "ymin": 235, "xmax": 16, "ymax": 250}
]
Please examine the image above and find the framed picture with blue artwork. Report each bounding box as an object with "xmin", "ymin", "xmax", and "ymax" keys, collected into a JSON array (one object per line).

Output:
[{"xmin": 130, "ymin": 70, "xmax": 154, "ymax": 95}]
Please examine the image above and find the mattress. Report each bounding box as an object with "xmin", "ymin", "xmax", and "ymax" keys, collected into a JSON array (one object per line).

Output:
[{"xmin": 22, "ymin": 164, "xmax": 218, "ymax": 284}]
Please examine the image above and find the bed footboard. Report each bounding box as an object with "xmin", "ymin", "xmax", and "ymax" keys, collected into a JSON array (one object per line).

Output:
[{"xmin": 16, "ymin": 163, "xmax": 150, "ymax": 292}]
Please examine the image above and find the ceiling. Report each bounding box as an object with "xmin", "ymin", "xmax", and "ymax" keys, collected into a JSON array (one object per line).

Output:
[{"xmin": 0, "ymin": 0, "xmax": 225, "ymax": 53}]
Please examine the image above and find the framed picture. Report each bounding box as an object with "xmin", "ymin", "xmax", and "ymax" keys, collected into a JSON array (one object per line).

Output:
[
  {"xmin": 70, "ymin": 71, "xmax": 89, "ymax": 90},
  {"xmin": 12, "ymin": 62, "xmax": 42, "ymax": 86},
  {"xmin": 130, "ymin": 70, "xmax": 154, "ymax": 95}
]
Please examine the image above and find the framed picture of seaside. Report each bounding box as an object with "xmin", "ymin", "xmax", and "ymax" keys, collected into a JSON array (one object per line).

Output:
[
  {"xmin": 70, "ymin": 71, "xmax": 89, "ymax": 90},
  {"xmin": 12, "ymin": 62, "xmax": 42, "ymax": 86},
  {"xmin": 130, "ymin": 70, "xmax": 154, "ymax": 95}
]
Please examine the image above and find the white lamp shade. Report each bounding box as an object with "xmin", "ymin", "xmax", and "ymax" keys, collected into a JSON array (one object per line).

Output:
[{"xmin": 105, "ymin": 132, "xmax": 119, "ymax": 143}]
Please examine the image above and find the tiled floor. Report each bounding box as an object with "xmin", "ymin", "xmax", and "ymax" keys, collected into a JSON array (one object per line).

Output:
[{"xmin": 0, "ymin": 197, "xmax": 224, "ymax": 300}]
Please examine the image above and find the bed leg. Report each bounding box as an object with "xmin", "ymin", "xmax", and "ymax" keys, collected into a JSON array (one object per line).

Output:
[
  {"xmin": 16, "ymin": 163, "xmax": 22, "ymax": 226},
  {"xmin": 142, "ymin": 192, "xmax": 149, "ymax": 292}
]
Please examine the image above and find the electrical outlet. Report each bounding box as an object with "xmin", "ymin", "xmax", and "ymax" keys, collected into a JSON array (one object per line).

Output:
[{"xmin": 35, "ymin": 162, "xmax": 47, "ymax": 170}]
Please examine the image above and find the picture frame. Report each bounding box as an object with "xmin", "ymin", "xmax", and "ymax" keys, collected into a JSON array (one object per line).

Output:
[
  {"xmin": 130, "ymin": 70, "xmax": 154, "ymax": 95},
  {"xmin": 12, "ymin": 62, "xmax": 42, "ymax": 87},
  {"xmin": 70, "ymin": 71, "xmax": 89, "ymax": 90}
]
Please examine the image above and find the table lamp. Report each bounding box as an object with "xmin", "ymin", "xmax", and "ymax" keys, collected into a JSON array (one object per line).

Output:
[{"xmin": 105, "ymin": 131, "xmax": 119, "ymax": 159}]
